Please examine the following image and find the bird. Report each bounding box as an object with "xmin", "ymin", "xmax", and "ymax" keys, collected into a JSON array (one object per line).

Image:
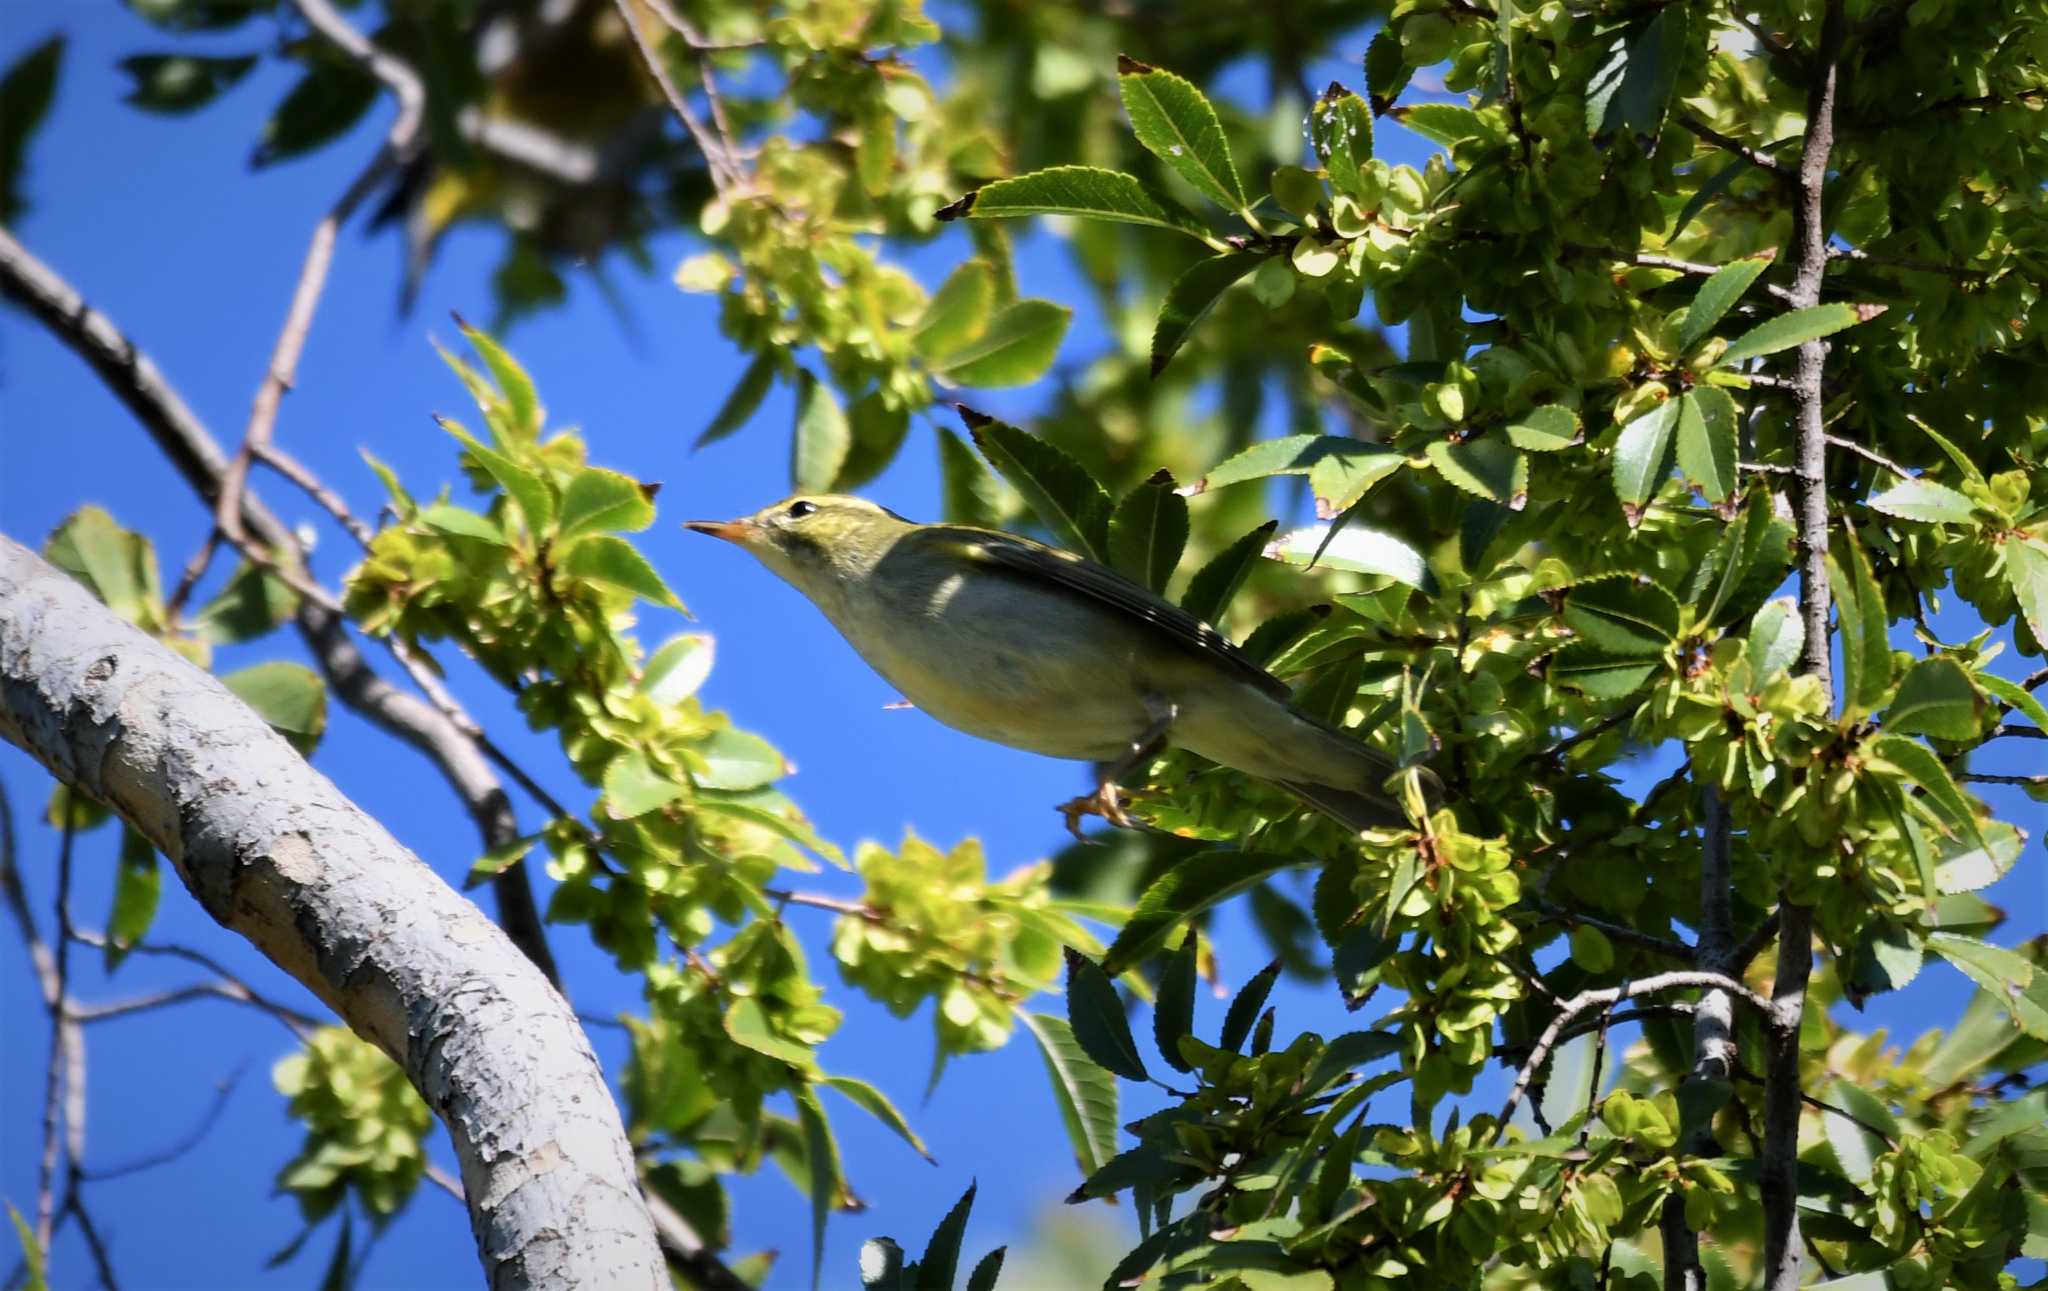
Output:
[{"xmin": 685, "ymin": 493, "xmax": 1413, "ymax": 836}]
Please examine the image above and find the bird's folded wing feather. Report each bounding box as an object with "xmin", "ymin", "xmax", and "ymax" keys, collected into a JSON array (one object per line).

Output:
[{"xmin": 922, "ymin": 525, "xmax": 1291, "ymax": 702}]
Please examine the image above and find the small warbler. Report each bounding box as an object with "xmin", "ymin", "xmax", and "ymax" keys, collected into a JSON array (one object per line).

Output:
[{"xmin": 686, "ymin": 494, "xmax": 1410, "ymax": 834}]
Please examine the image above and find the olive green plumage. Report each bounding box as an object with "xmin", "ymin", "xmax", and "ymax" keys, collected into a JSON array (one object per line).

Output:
[{"xmin": 687, "ymin": 494, "xmax": 1408, "ymax": 832}]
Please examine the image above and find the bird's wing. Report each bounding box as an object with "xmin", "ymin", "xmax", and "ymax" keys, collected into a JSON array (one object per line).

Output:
[{"xmin": 920, "ymin": 525, "xmax": 1292, "ymax": 702}]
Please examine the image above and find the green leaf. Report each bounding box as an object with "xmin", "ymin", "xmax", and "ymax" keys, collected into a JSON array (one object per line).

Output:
[
  {"xmin": 1827, "ymin": 529, "xmax": 1893, "ymax": 717},
  {"xmin": 417, "ymin": 503, "xmax": 507, "ymax": 545},
  {"xmin": 912, "ymin": 260, "xmax": 996, "ymax": 360},
  {"xmin": 937, "ymin": 427, "xmax": 1009, "ymax": 529},
  {"xmin": 1550, "ymin": 647, "xmax": 1658, "ymax": 699},
  {"xmin": 1933, "ymin": 818, "xmax": 2022, "ymax": 896},
  {"xmin": 1867, "ymin": 478, "xmax": 1979, "ymax": 525},
  {"xmin": 6, "ymin": 1200, "xmax": 44, "ymax": 1291},
  {"xmin": 602, "ymin": 750, "xmax": 685, "ymax": 819},
  {"xmin": 794, "ymin": 1087, "xmax": 839, "ymax": 1291},
  {"xmin": 1108, "ymin": 470, "xmax": 1189, "ymax": 593},
  {"xmin": 820, "ymin": 1075, "xmax": 933, "ymax": 1164},
  {"xmin": 959, "ymin": 407, "xmax": 1111, "ymax": 560},
  {"xmin": 0, "ymin": 36, "xmax": 63, "ymax": 223},
  {"xmin": 836, "ymin": 392, "xmax": 911, "ymax": 492},
  {"xmin": 940, "ymin": 165, "xmax": 1211, "ymax": 241},
  {"xmin": 1268, "ymin": 523, "xmax": 1436, "ymax": 593},
  {"xmin": 1870, "ymin": 735, "xmax": 1985, "ymax": 851},
  {"xmin": 914, "ymin": 1182, "xmax": 976, "ymax": 1291},
  {"xmin": 729, "ymin": 997, "xmax": 818, "ymax": 1069},
  {"xmin": 1220, "ymin": 960, "xmax": 1281, "ymax": 1053},
  {"xmin": 191, "ymin": 561, "xmax": 297, "ymax": 645},
  {"xmin": 792, "ymin": 372, "xmax": 851, "ymax": 493},
  {"xmin": 1745, "ymin": 597, "xmax": 1803, "ymax": 684},
  {"xmin": 463, "ymin": 833, "xmax": 538, "ymax": 891},
  {"xmin": 1016, "ymin": 1012, "xmax": 1119, "ymax": 1175},
  {"xmin": 1927, "ymin": 934, "xmax": 2048, "ymax": 1039},
  {"xmin": 1103, "ymin": 851, "xmax": 1299, "ymax": 974},
  {"xmin": 2004, "ymin": 535, "xmax": 2048, "ymax": 649},
  {"xmin": 1205, "ymin": 434, "xmax": 1343, "ymax": 489},
  {"xmin": 1117, "ymin": 56, "xmax": 1245, "ymax": 212},
  {"xmin": 695, "ymin": 353, "xmax": 776, "ymax": 450},
  {"xmin": 1564, "ymin": 576, "xmax": 1679, "ymax": 657},
  {"xmin": 1569, "ymin": 925, "xmax": 1616, "ymax": 973},
  {"xmin": 1675, "ymin": 387, "xmax": 1739, "ymax": 504},
  {"xmin": 441, "ymin": 419, "xmax": 556, "ymax": 534},
  {"xmin": 104, "ymin": 828, "xmax": 160, "ymax": 972},
  {"xmin": 1309, "ymin": 445, "xmax": 1406, "ymax": 517},
  {"xmin": 1426, "ymin": 438, "xmax": 1528, "ymax": 508},
  {"xmin": 1394, "ymin": 103, "xmax": 1486, "ymax": 146},
  {"xmin": 223, "ymin": 662, "xmax": 326, "ymax": 756},
  {"xmin": 1152, "ymin": 252, "xmax": 1266, "ymax": 376},
  {"xmin": 119, "ymin": 53, "xmax": 256, "ymax": 114},
  {"xmin": 1153, "ymin": 932, "xmax": 1198, "ymax": 1074},
  {"xmin": 458, "ymin": 321, "xmax": 540, "ymax": 439},
  {"xmin": 935, "ymin": 300, "xmax": 1072, "ymax": 388},
  {"xmin": 1978, "ymin": 672, "xmax": 2048, "ymax": 730},
  {"xmin": 1611, "ymin": 397, "xmax": 1681, "ymax": 510},
  {"xmin": 694, "ymin": 727, "xmax": 784, "ymax": 792},
  {"xmin": 1504, "ymin": 405, "xmax": 1581, "ymax": 452},
  {"xmin": 1180, "ymin": 520, "xmax": 1279, "ymax": 623},
  {"xmin": 641, "ymin": 633, "xmax": 715, "ymax": 706},
  {"xmin": 1065, "ymin": 949, "xmax": 1147, "ymax": 1081},
  {"xmin": 1719, "ymin": 302, "xmax": 1867, "ymax": 366},
  {"xmin": 45, "ymin": 505, "xmax": 160, "ymax": 626},
  {"xmin": 1311, "ymin": 84, "xmax": 1374, "ymax": 200},
  {"xmin": 1681, "ymin": 257, "xmax": 1772, "ymax": 351},
  {"xmin": 1883, "ymin": 657, "xmax": 1981, "ymax": 740},
  {"xmin": 1586, "ymin": 6, "xmax": 1687, "ymax": 138},
  {"xmin": 561, "ymin": 535, "xmax": 682, "ymax": 608},
  {"xmin": 963, "ymin": 1247, "xmax": 1005, "ymax": 1291},
  {"xmin": 254, "ymin": 61, "xmax": 377, "ymax": 167}
]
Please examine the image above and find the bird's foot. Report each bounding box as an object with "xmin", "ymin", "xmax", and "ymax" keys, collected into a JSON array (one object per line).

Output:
[{"xmin": 1057, "ymin": 781, "xmax": 1136, "ymax": 840}]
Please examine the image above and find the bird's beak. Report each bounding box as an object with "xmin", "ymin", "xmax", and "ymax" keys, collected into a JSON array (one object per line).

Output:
[{"xmin": 685, "ymin": 518, "xmax": 753, "ymax": 544}]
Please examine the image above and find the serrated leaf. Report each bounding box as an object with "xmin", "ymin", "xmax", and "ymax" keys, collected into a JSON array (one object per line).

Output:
[
  {"xmin": 1504, "ymin": 405, "xmax": 1581, "ymax": 452},
  {"xmin": 1153, "ymin": 932, "xmax": 1198, "ymax": 1074},
  {"xmin": 119, "ymin": 52, "xmax": 256, "ymax": 115},
  {"xmin": 1827, "ymin": 529, "xmax": 1893, "ymax": 717},
  {"xmin": 1682, "ymin": 257, "xmax": 1772, "ymax": 351},
  {"xmin": 964, "ymin": 1247, "xmax": 1005, "ymax": 1291},
  {"xmin": 696, "ymin": 353, "xmax": 776, "ymax": 450},
  {"xmin": 942, "ymin": 165, "xmax": 1211, "ymax": 240},
  {"xmin": 442, "ymin": 420, "xmax": 556, "ymax": 534},
  {"xmin": 821, "ymin": 1075, "xmax": 933, "ymax": 1164},
  {"xmin": 1309, "ymin": 445, "xmax": 1405, "ymax": 517},
  {"xmin": 937, "ymin": 427, "xmax": 1008, "ymax": 529},
  {"xmin": 1268, "ymin": 523, "xmax": 1435, "ymax": 593},
  {"xmin": 1586, "ymin": 6, "xmax": 1687, "ymax": 139},
  {"xmin": 1220, "ymin": 960, "xmax": 1281, "ymax": 1053},
  {"xmin": 1927, "ymin": 933, "xmax": 2048, "ymax": 1039},
  {"xmin": 2004, "ymin": 535, "xmax": 2048, "ymax": 649},
  {"xmin": 835, "ymin": 391, "xmax": 911, "ymax": 492},
  {"xmin": 1065, "ymin": 949, "xmax": 1147, "ymax": 1081},
  {"xmin": 1365, "ymin": 29, "xmax": 1411, "ymax": 111},
  {"xmin": 1867, "ymin": 478, "xmax": 1978, "ymax": 525},
  {"xmin": 641, "ymin": 633, "xmax": 715, "ymax": 706},
  {"xmin": 936, "ymin": 299, "xmax": 1072, "ymax": 388},
  {"xmin": 1311, "ymin": 84, "xmax": 1374, "ymax": 199},
  {"xmin": 1612, "ymin": 397, "xmax": 1680, "ymax": 509},
  {"xmin": 960, "ymin": 407, "xmax": 1111, "ymax": 560},
  {"xmin": 222, "ymin": 661, "xmax": 326, "ymax": 756},
  {"xmin": 1676, "ymin": 387, "xmax": 1739, "ymax": 503},
  {"xmin": 1180, "ymin": 520, "xmax": 1279, "ymax": 622},
  {"xmin": 1745, "ymin": 598, "xmax": 1803, "ymax": 684},
  {"xmin": 1017, "ymin": 1012, "xmax": 1119, "ymax": 1175},
  {"xmin": 694, "ymin": 727, "xmax": 784, "ymax": 792},
  {"xmin": 1394, "ymin": 103, "xmax": 1485, "ymax": 146},
  {"xmin": 1870, "ymin": 735, "xmax": 1985, "ymax": 852},
  {"xmin": 1426, "ymin": 438, "xmax": 1527, "ymax": 508},
  {"xmin": 1550, "ymin": 646, "xmax": 1659, "ymax": 699},
  {"xmin": 1118, "ymin": 57, "xmax": 1245, "ymax": 211},
  {"xmin": 792, "ymin": 372, "xmax": 851, "ymax": 493},
  {"xmin": 1108, "ymin": 471, "xmax": 1189, "ymax": 592},
  {"xmin": 1564, "ymin": 576, "xmax": 1679, "ymax": 657},
  {"xmin": 1719, "ymin": 302, "xmax": 1866, "ymax": 366},
  {"xmin": 1883, "ymin": 657, "xmax": 1981, "ymax": 740},
  {"xmin": 1103, "ymin": 851, "xmax": 1299, "ymax": 974},
  {"xmin": 915, "ymin": 1182, "xmax": 976, "ymax": 1291},
  {"xmin": 1152, "ymin": 252, "xmax": 1266, "ymax": 376},
  {"xmin": 1933, "ymin": 818, "xmax": 2022, "ymax": 895},
  {"xmin": 562, "ymin": 535, "xmax": 682, "ymax": 608},
  {"xmin": 912, "ymin": 260, "xmax": 996, "ymax": 360},
  {"xmin": 1978, "ymin": 672, "xmax": 2048, "ymax": 730}
]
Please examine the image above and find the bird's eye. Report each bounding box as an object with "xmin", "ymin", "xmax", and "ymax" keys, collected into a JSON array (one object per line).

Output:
[{"xmin": 786, "ymin": 500, "xmax": 818, "ymax": 520}]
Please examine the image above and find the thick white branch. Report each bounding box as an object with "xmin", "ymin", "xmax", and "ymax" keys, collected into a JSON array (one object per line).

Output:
[{"xmin": 0, "ymin": 536, "xmax": 662, "ymax": 1289}]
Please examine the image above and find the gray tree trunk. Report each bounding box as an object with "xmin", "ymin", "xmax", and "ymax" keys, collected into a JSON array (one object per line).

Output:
[{"xmin": 0, "ymin": 534, "xmax": 663, "ymax": 1288}]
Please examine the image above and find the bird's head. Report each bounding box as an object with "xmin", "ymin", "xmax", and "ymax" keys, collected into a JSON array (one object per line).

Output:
[{"xmin": 685, "ymin": 494, "xmax": 913, "ymax": 603}]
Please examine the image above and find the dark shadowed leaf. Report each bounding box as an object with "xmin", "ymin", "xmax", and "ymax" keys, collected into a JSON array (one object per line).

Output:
[
  {"xmin": 1611, "ymin": 397, "xmax": 1680, "ymax": 510},
  {"xmin": 1065, "ymin": 949, "xmax": 1147, "ymax": 1081},
  {"xmin": 696, "ymin": 353, "xmax": 777, "ymax": 450},
  {"xmin": 1153, "ymin": 931, "xmax": 1198, "ymax": 1073},
  {"xmin": 1220, "ymin": 960, "xmax": 1281, "ymax": 1053},
  {"xmin": 104, "ymin": 827, "xmax": 161, "ymax": 972},
  {"xmin": 1103, "ymin": 851, "xmax": 1298, "ymax": 974},
  {"xmin": 914, "ymin": 1182, "xmax": 976, "ymax": 1291},
  {"xmin": 0, "ymin": 36, "xmax": 62, "ymax": 222},
  {"xmin": 223, "ymin": 661, "xmax": 326, "ymax": 756},
  {"xmin": 1152, "ymin": 252, "xmax": 1266, "ymax": 376},
  {"xmin": 254, "ymin": 60, "xmax": 377, "ymax": 166},
  {"xmin": 1108, "ymin": 471, "xmax": 1189, "ymax": 592},
  {"xmin": 959, "ymin": 407, "xmax": 1111, "ymax": 559},
  {"xmin": 119, "ymin": 53, "xmax": 256, "ymax": 115},
  {"xmin": 1179, "ymin": 520, "xmax": 1279, "ymax": 622}
]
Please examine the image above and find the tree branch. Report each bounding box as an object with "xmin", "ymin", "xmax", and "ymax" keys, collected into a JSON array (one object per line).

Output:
[
  {"xmin": 1663, "ymin": 787, "xmax": 1736, "ymax": 1291},
  {"xmin": 0, "ymin": 538, "xmax": 666, "ymax": 1287}
]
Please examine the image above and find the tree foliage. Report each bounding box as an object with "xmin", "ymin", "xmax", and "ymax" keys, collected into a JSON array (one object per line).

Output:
[{"xmin": 3, "ymin": 0, "xmax": 2046, "ymax": 1287}]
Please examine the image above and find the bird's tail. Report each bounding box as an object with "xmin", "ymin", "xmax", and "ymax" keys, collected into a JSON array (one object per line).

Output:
[
  {"xmin": 1278, "ymin": 718, "xmax": 1441, "ymax": 833},
  {"xmin": 1278, "ymin": 778, "xmax": 1410, "ymax": 832}
]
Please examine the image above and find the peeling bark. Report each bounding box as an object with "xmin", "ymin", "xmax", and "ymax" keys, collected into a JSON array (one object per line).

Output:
[{"xmin": 0, "ymin": 535, "xmax": 663, "ymax": 1289}]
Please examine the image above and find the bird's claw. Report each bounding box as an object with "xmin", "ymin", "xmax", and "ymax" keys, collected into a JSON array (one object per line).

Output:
[{"xmin": 1057, "ymin": 781, "xmax": 1136, "ymax": 840}]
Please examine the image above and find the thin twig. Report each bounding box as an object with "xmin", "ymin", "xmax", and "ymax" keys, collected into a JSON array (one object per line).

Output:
[
  {"xmin": 61, "ymin": 1182, "xmax": 120, "ymax": 1291},
  {"xmin": 68, "ymin": 980, "xmax": 320, "ymax": 1036},
  {"xmin": 37, "ymin": 810, "xmax": 78, "ymax": 1255},
  {"xmin": 79, "ymin": 1066, "xmax": 246, "ymax": 1183},
  {"xmin": 1960, "ymin": 772, "xmax": 2048, "ymax": 786},
  {"xmin": 612, "ymin": 0, "xmax": 742, "ymax": 191},
  {"xmin": 1988, "ymin": 724, "xmax": 2045, "ymax": 740},
  {"xmin": 1731, "ymin": 907, "xmax": 1781, "ymax": 970},
  {"xmin": 256, "ymin": 443, "xmax": 377, "ymax": 550},
  {"xmin": 1824, "ymin": 434, "xmax": 1912, "ymax": 480},
  {"xmin": 164, "ymin": 526, "xmax": 223, "ymax": 624},
  {"xmin": 1528, "ymin": 900, "xmax": 1693, "ymax": 962},
  {"xmin": 1679, "ymin": 112, "xmax": 1793, "ymax": 178},
  {"xmin": 1826, "ymin": 245, "xmax": 1985, "ymax": 281}
]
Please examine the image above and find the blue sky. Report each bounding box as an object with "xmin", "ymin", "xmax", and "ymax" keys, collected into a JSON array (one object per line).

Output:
[{"xmin": 3, "ymin": 7, "xmax": 2043, "ymax": 1290}]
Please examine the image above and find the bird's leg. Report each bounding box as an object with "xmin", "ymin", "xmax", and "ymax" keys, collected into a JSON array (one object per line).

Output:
[{"xmin": 1059, "ymin": 696, "xmax": 1177, "ymax": 839}]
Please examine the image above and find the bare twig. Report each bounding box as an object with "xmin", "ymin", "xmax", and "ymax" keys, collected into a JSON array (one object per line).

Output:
[
  {"xmin": 1987, "ymin": 724, "xmax": 2046, "ymax": 741},
  {"xmin": 36, "ymin": 811, "xmax": 79, "ymax": 1255},
  {"xmin": 1527, "ymin": 899, "xmax": 1693, "ymax": 962},
  {"xmin": 1679, "ymin": 112, "xmax": 1793, "ymax": 178},
  {"xmin": 1492, "ymin": 970, "xmax": 1775, "ymax": 1138},
  {"xmin": 80, "ymin": 1067, "xmax": 246, "ymax": 1183},
  {"xmin": 68, "ymin": 980, "xmax": 320, "ymax": 1036},
  {"xmin": 255, "ymin": 443, "xmax": 376, "ymax": 550},
  {"xmin": 163, "ymin": 526, "xmax": 223, "ymax": 624},
  {"xmin": 1826, "ymin": 245, "xmax": 1985, "ymax": 281},
  {"xmin": 612, "ymin": 0, "xmax": 743, "ymax": 191},
  {"xmin": 1732, "ymin": 906, "xmax": 1782, "ymax": 970},
  {"xmin": 1664, "ymin": 787, "xmax": 1736, "ymax": 1291},
  {"xmin": 1960, "ymin": 772, "xmax": 2048, "ymax": 786},
  {"xmin": 1824, "ymin": 434, "xmax": 1912, "ymax": 480}
]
